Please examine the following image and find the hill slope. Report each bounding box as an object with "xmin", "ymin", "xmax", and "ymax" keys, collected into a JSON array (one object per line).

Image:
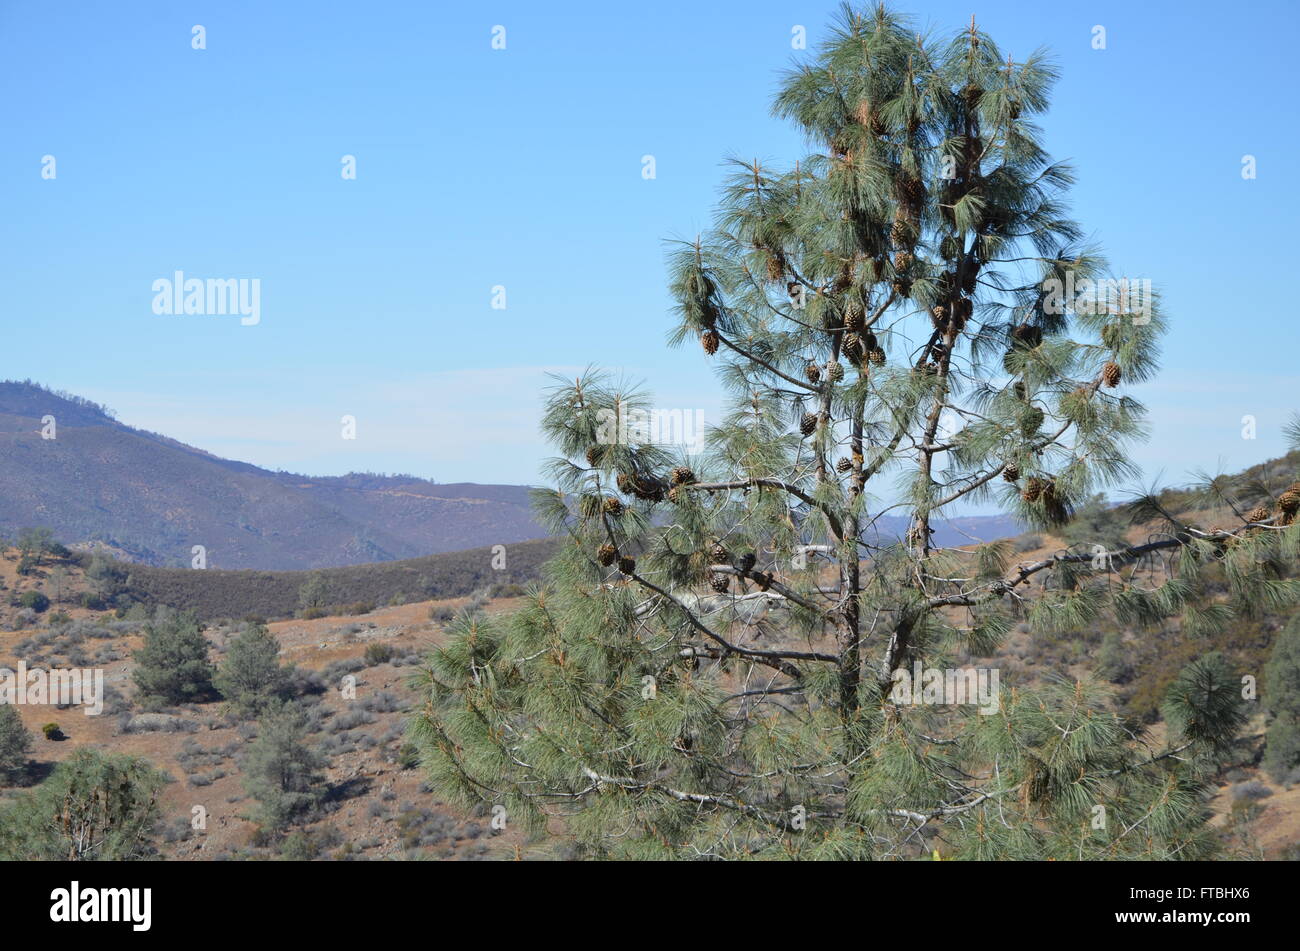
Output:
[{"xmin": 0, "ymin": 381, "xmax": 547, "ymax": 570}]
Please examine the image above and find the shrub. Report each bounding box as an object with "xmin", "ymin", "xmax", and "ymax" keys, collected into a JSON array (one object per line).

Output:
[
  {"xmin": 1230, "ymin": 780, "xmax": 1272, "ymax": 802},
  {"xmin": 1013, "ymin": 534, "xmax": 1045, "ymax": 554},
  {"xmin": 363, "ymin": 643, "xmax": 394, "ymax": 667},
  {"xmin": 41, "ymin": 723, "xmax": 63, "ymax": 741},
  {"xmin": 397, "ymin": 743, "xmax": 420, "ymax": 770},
  {"xmin": 17, "ymin": 591, "xmax": 49, "ymax": 613}
]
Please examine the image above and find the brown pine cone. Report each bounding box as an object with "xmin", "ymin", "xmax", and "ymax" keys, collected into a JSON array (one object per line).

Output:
[
  {"xmin": 596, "ymin": 544, "xmax": 617, "ymax": 566},
  {"xmin": 1244, "ymin": 505, "xmax": 1272, "ymax": 525},
  {"xmin": 1102, "ymin": 361, "xmax": 1122, "ymax": 388},
  {"xmin": 669, "ymin": 466, "xmax": 695, "ymax": 486}
]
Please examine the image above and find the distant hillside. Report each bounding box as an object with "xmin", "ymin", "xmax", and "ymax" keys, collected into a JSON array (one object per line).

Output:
[
  {"xmin": 118, "ymin": 538, "xmax": 557, "ymax": 620},
  {"xmin": 0, "ymin": 381, "xmax": 548, "ymax": 570}
]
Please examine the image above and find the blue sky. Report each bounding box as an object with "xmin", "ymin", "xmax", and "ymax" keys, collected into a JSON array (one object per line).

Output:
[{"xmin": 2, "ymin": 0, "xmax": 1296, "ymax": 507}]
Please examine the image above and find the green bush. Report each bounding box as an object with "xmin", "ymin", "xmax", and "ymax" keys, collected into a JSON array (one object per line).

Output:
[
  {"xmin": 363, "ymin": 643, "xmax": 394, "ymax": 666},
  {"xmin": 17, "ymin": 591, "xmax": 49, "ymax": 613},
  {"xmin": 41, "ymin": 723, "xmax": 63, "ymax": 741}
]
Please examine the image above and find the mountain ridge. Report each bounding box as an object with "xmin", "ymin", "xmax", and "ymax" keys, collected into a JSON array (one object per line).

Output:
[
  {"xmin": 0, "ymin": 381, "xmax": 547, "ymax": 570},
  {"xmin": 0, "ymin": 380, "xmax": 1024, "ymax": 569}
]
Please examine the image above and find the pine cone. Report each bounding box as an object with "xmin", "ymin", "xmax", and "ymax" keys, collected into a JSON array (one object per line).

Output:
[
  {"xmin": 669, "ymin": 466, "xmax": 695, "ymax": 486},
  {"xmin": 585, "ymin": 445, "xmax": 602, "ymax": 467},
  {"xmin": 844, "ymin": 300, "xmax": 865, "ymax": 332},
  {"xmin": 1245, "ymin": 505, "xmax": 1272, "ymax": 525},
  {"xmin": 1279, "ymin": 490, "xmax": 1300, "ymax": 514},
  {"xmin": 709, "ymin": 542, "xmax": 729, "ymax": 564},
  {"xmin": 800, "ymin": 412, "xmax": 818, "ymax": 437},
  {"xmin": 765, "ymin": 251, "xmax": 784, "ymax": 282},
  {"xmin": 596, "ymin": 544, "xmax": 617, "ymax": 566},
  {"xmin": 1101, "ymin": 322, "xmax": 1122, "ymax": 349},
  {"xmin": 842, "ymin": 332, "xmax": 864, "ymax": 365},
  {"xmin": 826, "ymin": 360, "xmax": 844, "ymax": 382},
  {"xmin": 868, "ymin": 347, "xmax": 886, "ymax": 366},
  {"xmin": 805, "ymin": 362, "xmax": 821, "ymax": 384},
  {"xmin": 737, "ymin": 552, "xmax": 756, "ymax": 573},
  {"xmin": 892, "ymin": 278, "xmax": 912, "ymax": 297},
  {"xmin": 709, "ymin": 575, "xmax": 729, "ymax": 594},
  {"xmin": 892, "ymin": 251, "xmax": 914, "ymax": 272},
  {"xmin": 1102, "ymin": 361, "xmax": 1122, "ymax": 388},
  {"xmin": 1011, "ymin": 325, "xmax": 1042, "ymax": 349},
  {"xmin": 666, "ymin": 485, "xmax": 682, "ymax": 504},
  {"xmin": 602, "ymin": 496, "xmax": 624, "ymax": 516},
  {"xmin": 617, "ymin": 473, "xmax": 665, "ymax": 502},
  {"xmin": 617, "ymin": 556, "xmax": 636, "ymax": 575},
  {"xmin": 1020, "ymin": 407, "xmax": 1045, "ymax": 437},
  {"xmin": 836, "ymin": 457, "xmax": 853, "ymax": 473},
  {"xmin": 1022, "ymin": 477, "xmax": 1045, "ymax": 503},
  {"xmin": 930, "ymin": 305, "xmax": 947, "ymax": 327},
  {"xmin": 1003, "ymin": 462, "xmax": 1020, "ymax": 482},
  {"xmin": 701, "ymin": 330, "xmax": 720, "ymax": 355}
]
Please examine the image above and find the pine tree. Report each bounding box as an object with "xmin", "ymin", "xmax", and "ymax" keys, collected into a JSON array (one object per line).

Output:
[
  {"xmin": 0, "ymin": 748, "xmax": 164, "ymax": 860},
  {"xmin": 132, "ymin": 610, "xmax": 217, "ymax": 708},
  {"xmin": 410, "ymin": 4, "xmax": 1300, "ymax": 859},
  {"xmin": 242, "ymin": 705, "xmax": 326, "ymax": 832},
  {"xmin": 0, "ymin": 706, "xmax": 32, "ymax": 784},
  {"xmin": 1263, "ymin": 616, "xmax": 1300, "ymax": 783},
  {"xmin": 215, "ymin": 623, "xmax": 291, "ymax": 716}
]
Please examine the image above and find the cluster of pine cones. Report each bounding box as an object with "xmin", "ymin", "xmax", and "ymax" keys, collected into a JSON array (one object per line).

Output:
[{"xmin": 1245, "ymin": 483, "xmax": 1300, "ymax": 527}]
